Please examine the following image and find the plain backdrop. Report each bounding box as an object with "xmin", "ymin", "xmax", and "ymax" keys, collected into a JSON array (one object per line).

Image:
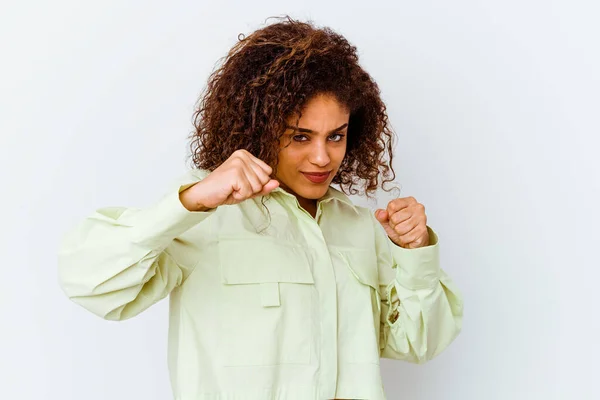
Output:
[{"xmin": 1, "ymin": 1, "xmax": 598, "ymax": 399}]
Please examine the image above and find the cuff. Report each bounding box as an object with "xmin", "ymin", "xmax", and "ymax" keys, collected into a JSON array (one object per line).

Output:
[
  {"xmin": 390, "ymin": 225, "xmax": 441, "ymax": 289},
  {"xmin": 131, "ymin": 180, "xmax": 216, "ymax": 248}
]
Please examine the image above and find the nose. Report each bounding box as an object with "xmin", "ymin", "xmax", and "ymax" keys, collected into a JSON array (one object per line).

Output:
[{"xmin": 307, "ymin": 140, "xmax": 331, "ymax": 168}]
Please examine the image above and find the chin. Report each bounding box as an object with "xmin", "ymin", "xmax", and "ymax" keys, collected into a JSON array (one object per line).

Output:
[{"xmin": 294, "ymin": 183, "xmax": 330, "ymax": 200}]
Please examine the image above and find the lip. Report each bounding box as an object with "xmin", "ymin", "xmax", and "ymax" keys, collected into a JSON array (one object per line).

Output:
[{"xmin": 301, "ymin": 171, "xmax": 331, "ymax": 184}]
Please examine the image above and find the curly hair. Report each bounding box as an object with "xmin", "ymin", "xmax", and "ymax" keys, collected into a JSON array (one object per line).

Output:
[{"xmin": 188, "ymin": 15, "xmax": 396, "ymax": 198}]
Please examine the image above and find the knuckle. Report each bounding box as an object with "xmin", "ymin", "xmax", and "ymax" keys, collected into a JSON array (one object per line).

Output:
[
  {"xmin": 259, "ymin": 173, "xmax": 270, "ymax": 184},
  {"xmin": 231, "ymin": 157, "xmax": 244, "ymax": 167},
  {"xmin": 240, "ymin": 184, "xmax": 252, "ymax": 197},
  {"xmin": 233, "ymin": 149, "xmax": 250, "ymax": 160}
]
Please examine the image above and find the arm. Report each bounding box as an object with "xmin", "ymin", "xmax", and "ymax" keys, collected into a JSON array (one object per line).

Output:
[
  {"xmin": 374, "ymin": 216, "xmax": 463, "ymax": 363},
  {"xmin": 57, "ymin": 170, "xmax": 214, "ymax": 321}
]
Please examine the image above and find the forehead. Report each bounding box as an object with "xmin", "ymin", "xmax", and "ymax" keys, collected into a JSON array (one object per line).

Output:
[{"xmin": 287, "ymin": 94, "xmax": 350, "ymax": 126}]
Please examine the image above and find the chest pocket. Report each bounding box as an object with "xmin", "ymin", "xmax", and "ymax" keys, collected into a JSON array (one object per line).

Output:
[{"xmin": 217, "ymin": 238, "xmax": 315, "ymax": 367}]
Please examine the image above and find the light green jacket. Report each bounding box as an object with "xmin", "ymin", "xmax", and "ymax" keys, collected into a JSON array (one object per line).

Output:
[{"xmin": 58, "ymin": 169, "xmax": 463, "ymax": 400}]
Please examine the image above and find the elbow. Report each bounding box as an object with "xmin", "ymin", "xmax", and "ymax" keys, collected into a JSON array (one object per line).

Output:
[
  {"xmin": 405, "ymin": 349, "xmax": 431, "ymax": 365},
  {"xmin": 421, "ymin": 316, "xmax": 463, "ymax": 363},
  {"xmin": 58, "ymin": 273, "xmax": 137, "ymax": 322},
  {"xmin": 57, "ymin": 258, "xmax": 139, "ymax": 322},
  {"xmin": 67, "ymin": 294, "xmax": 133, "ymax": 322},
  {"xmin": 421, "ymin": 284, "xmax": 464, "ymax": 363}
]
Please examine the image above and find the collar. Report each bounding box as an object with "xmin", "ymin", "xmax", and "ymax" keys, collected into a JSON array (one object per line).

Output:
[{"xmin": 271, "ymin": 185, "xmax": 359, "ymax": 215}]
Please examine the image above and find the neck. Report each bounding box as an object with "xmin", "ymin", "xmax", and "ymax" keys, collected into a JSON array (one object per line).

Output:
[
  {"xmin": 277, "ymin": 181, "xmax": 318, "ymax": 218},
  {"xmin": 297, "ymin": 197, "xmax": 317, "ymax": 218}
]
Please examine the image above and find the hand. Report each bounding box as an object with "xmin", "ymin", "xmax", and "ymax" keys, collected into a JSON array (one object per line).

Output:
[
  {"xmin": 375, "ymin": 197, "xmax": 430, "ymax": 249},
  {"xmin": 179, "ymin": 150, "xmax": 280, "ymax": 211}
]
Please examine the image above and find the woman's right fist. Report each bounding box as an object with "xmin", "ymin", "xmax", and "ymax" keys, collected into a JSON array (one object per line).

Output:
[{"xmin": 179, "ymin": 150, "xmax": 280, "ymax": 211}]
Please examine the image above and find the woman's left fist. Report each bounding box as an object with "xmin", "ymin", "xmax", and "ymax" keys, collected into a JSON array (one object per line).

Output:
[{"xmin": 375, "ymin": 197, "xmax": 430, "ymax": 249}]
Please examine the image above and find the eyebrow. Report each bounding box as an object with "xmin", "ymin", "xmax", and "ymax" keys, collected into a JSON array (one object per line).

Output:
[{"xmin": 284, "ymin": 123, "xmax": 348, "ymax": 135}]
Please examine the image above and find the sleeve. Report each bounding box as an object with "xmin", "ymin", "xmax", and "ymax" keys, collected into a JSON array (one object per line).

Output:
[
  {"xmin": 57, "ymin": 169, "xmax": 215, "ymax": 321},
  {"xmin": 373, "ymin": 215, "xmax": 464, "ymax": 364}
]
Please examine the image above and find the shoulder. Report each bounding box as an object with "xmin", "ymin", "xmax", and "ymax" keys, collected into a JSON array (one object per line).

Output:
[{"xmin": 325, "ymin": 186, "xmax": 374, "ymax": 221}]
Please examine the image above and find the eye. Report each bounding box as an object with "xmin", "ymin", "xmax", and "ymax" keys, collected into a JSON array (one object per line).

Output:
[
  {"xmin": 329, "ymin": 133, "xmax": 346, "ymax": 142},
  {"xmin": 292, "ymin": 134, "xmax": 308, "ymax": 142}
]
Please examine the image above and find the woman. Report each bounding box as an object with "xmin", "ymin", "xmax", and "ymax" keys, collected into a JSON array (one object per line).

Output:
[{"xmin": 58, "ymin": 16, "xmax": 463, "ymax": 400}]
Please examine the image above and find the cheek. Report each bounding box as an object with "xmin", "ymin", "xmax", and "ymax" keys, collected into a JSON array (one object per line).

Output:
[
  {"xmin": 276, "ymin": 149, "xmax": 302, "ymax": 175},
  {"xmin": 332, "ymin": 145, "xmax": 347, "ymax": 165}
]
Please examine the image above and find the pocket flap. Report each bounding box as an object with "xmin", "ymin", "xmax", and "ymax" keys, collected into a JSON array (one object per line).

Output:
[
  {"xmin": 219, "ymin": 239, "xmax": 314, "ymax": 284},
  {"xmin": 337, "ymin": 249, "xmax": 380, "ymax": 290}
]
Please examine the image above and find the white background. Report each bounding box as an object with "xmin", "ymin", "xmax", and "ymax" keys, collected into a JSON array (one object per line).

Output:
[{"xmin": 1, "ymin": 1, "xmax": 598, "ymax": 399}]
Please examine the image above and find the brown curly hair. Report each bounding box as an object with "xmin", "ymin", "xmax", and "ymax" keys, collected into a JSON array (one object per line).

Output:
[{"xmin": 188, "ymin": 15, "xmax": 396, "ymax": 197}]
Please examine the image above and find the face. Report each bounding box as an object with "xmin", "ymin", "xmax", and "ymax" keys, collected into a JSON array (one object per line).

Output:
[{"xmin": 275, "ymin": 93, "xmax": 350, "ymax": 207}]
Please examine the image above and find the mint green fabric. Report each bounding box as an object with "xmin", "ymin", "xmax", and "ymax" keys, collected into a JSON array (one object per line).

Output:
[{"xmin": 58, "ymin": 168, "xmax": 463, "ymax": 400}]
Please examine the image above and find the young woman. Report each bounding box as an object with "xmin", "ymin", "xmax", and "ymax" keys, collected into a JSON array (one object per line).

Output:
[{"xmin": 58, "ymin": 16, "xmax": 463, "ymax": 400}]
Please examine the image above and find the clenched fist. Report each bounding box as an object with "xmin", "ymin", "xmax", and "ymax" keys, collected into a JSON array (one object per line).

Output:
[
  {"xmin": 179, "ymin": 150, "xmax": 280, "ymax": 212},
  {"xmin": 375, "ymin": 197, "xmax": 430, "ymax": 249}
]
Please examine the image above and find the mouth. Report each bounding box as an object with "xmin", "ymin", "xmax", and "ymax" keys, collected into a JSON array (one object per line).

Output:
[{"xmin": 301, "ymin": 171, "xmax": 332, "ymax": 184}]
